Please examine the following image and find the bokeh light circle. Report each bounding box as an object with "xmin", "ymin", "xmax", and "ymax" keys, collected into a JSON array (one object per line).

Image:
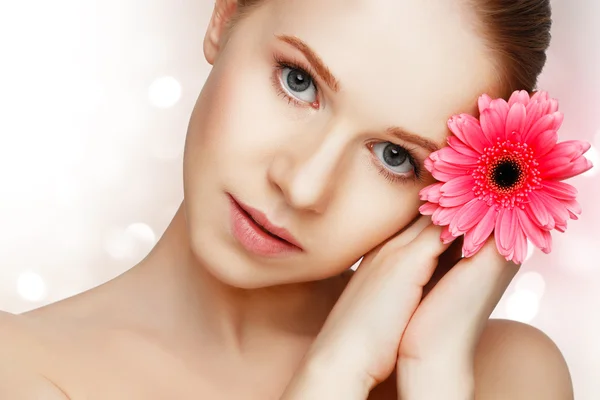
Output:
[
  {"xmin": 506, "ymin": 289, "xmax": 539, "ymax": 323},
  {"xmin": 105, "ymin": 223, "xmax": 157, "ymax": 261},
  {"xmin": 17, "ymin": 271, "xmax": 47, "ymax": 302},
  {"xmin": 148, "ymin": 76, "xmax": 182, "ymax": 108},
  {"xmin": 515, "ymin": 271, "xmax": 546, "ymax": 298}
]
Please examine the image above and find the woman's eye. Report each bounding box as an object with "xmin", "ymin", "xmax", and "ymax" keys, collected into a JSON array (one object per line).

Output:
[
  {"xmin": 280, "ymin": 67, "xmax": 317, "ymax": 103},
  {"xmin": 372, "ymin": 142, "xmax": 415, "ymax": 175}
]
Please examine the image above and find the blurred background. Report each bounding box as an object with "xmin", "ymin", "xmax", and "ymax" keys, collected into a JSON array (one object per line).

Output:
[{"xmin": 0, "ymin": 0, "xmax": 598, "ymax": 398}]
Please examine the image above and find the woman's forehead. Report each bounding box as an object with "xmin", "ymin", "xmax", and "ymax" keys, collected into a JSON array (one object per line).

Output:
[{"xmin": 254, "ymin": 0, "xmax": 497, "ymax": 137}]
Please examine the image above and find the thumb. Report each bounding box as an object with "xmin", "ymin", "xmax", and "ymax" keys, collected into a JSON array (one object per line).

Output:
[{"xmin": 361, "ymin": 215, "xmax": 432, "ymax": 267}]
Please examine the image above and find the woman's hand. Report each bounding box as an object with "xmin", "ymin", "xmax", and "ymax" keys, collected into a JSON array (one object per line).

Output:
[
  {"xmin": 396, "ymin": 236, "xmax": 520, "ymax": 399},
  {"xmin": 281, "ymin": 216, "xmax": 453, "ymax": 399},
  {"xmin": 280, "ymin": 215, "xmax": 520, "ymax": 400}
]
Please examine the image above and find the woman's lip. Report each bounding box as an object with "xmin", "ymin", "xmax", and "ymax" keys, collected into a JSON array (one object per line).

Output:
[{"xmin": 228, "ymin": 194, "xmax": 304, "ymax": 251}]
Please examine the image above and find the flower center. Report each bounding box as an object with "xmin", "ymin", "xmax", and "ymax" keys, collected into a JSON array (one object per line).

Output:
[
  {"xmin": 472, "ymin": 140, "xmax": 542, "ymax": 209},
  {"xmin": 491, "ymin": 158, "xmax": 522, "ymax": 190}
]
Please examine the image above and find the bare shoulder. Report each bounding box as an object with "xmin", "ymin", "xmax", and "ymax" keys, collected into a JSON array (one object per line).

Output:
[
  {"xmin": 0, "ymin": 310, "xmax": 37, "ymax": 359},
  {"xmin": 0, "ymin": 311, "xmax": 70, "ymax": 399},
  {"xmin": 367, "ymin": 318, "xmax": 573, "ymax": 400},
  {"xmin": 474, "ymin": 318, "xmax": 573, "ymax": 399}
]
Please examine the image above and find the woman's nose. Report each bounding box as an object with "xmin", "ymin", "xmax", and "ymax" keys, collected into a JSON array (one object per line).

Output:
[{"xmin": 267, "ymin": 134, "xmax": 349, "ymax": 214}]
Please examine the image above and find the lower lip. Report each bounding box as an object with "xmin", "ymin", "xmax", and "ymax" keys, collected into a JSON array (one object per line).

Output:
[{"xmin": 229, "ymin": 196, "xmax": 301, "ymax": 257}]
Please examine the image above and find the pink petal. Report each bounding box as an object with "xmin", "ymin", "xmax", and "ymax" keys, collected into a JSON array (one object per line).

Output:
[
  {"xmin": 540, "ymin": 140, "xmax": 591, "ymax": 161},
  {"xmin": 447, "ymin": 136, "xmax": 482, "ymax": 159},
  {"xmin": 490, "ymin": 98, "xmax": 509, "ymax": 121},
  {"xmin": 504, "ymin": 103, "xmax": 526, "ymax": 142},
  {"xmin": 563, "ymin": 199, "xmax": 582, "ymax": 216},
  {"xmin": 523, "ymin": 102, "xmax": 544, "ymax": 134},
  {"xmin": 447, "ymin": 115, "xmax": 470, "ymax": 146},
  {"xmin": 525, "ymin": 191, "xmax": 555, "ymax": 230},
  {"xmin": 540, "ymin": 156, "xmax": 593, "ymax": 180},
  {"xmin": 538, "ymin": 155, "xmax": 572, "ymax": 171},
  {"xmin": 505, "ymin": 248, "xmax": 515, "ymax": 263},
  {"xmin": 432, "ymin": 205, "xmax": 462, "ymax": 226},
  {"xmin": 480, "ymin": 108, "xmax": 506, "ymax": 143},
  {"xmin": 470, "ymin": 205, "xmax": 497, "ymax": 246},
  {"xmin": 450, "ymin": 198, "xmax": 489, "ymax": 235},
  {"xmin": 460, "ymin": 114, "xmax": 491, "ymax": 153},
  {"xmin": 431, "ymin": 168, "xmax": 464, "ymax": 182},
  {"xmin": 462, "ymin": 230, "xmax": 488, "ymax": 258},
  {"xmin": 478, "ymin": 94, "xmax": 493, "ymax": 113},
  {"xmin": 531, "ymin": 228, "xmax": 553, "ymax": 254},
  {"xmin": 424, "ymin": 157, "xmax": 434, "ymax": 173},
  {"xmin": 439, "ymin": 190, "xmax": 476, "ymax": 208},
  {"xmin": 508, "ymin": 90, "xmax": 531, "ymax": 107},
  {"xmin": 523, "ymin": 113, "xmax": 558, "ymax": 143},
  {"xmin": 495, "ymin": 208, "xmax": 518, "ymax": 254},
  {"xmin": 419, "ymin": 202, "xmax": 438, "ymax": 215},
  {"xmin": 542, "ymin": 231, "xmax": 553, "ymax": 253},
  {"xmin": 510, "ymin": 228, "xmax": 528, "ymax": 264},
  {"xmin": 546, "ymin": 99, "xmax": 559, "ymax": 113},
  {"xmin": 440, "ymin": 226, "xmax": 457, "ymax": 244},
  {"xmin": 530, "ymin": 91, "xmax": 549, "ymax": 103},
  {"xmin": 516, "ymin": 207, "xmax": 551, "ymax": 252},
  {"xmin": 440, "ymin": 175, "xmax": 475, "ymax": 196},
  {"xmin": 530, "ymin": 129, "xmax": 558, "ymax": 158},
  {"xmin": 552, "ymin": 112, "xmax": 564, "ymax": 131},
  {"xmin": 436, "ymin": 146, "xmax": 479, "ymax": 167},
  {"xmin": 419, "ymin": 182, "xmax": 444, "ymax": 202},
  {"xmin": 431, "ymin": 159, "xmax": 473, "ymax": 175},
  {"xmin": 540, "ymin": 181, "xmax": 578, "ymax": 200},
  {"xmin": 539, "ymin": 193, "xmax": 570, "ymax": 226}
]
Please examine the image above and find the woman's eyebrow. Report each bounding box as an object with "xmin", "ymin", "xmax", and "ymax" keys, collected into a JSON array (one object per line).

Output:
[
  {"xmin": 275, "ymin": 34, "xmax": 340, "ymax": 92},
  {"xmin": 386, "ymin": 127, "xmax": 442, "ymax": 153},
  {"xmin": 275, "ymin": 34, "xmax": 442, "ymax": 154}
]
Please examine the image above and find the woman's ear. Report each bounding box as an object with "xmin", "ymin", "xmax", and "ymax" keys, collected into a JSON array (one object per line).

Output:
[{"xmin": 203, "ymin": 0, "xmax": 239, "ymax": 65}]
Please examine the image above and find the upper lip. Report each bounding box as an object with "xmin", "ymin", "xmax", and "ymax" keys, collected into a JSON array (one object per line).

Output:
[{"xmin": 230, "ymin": 195, "xmax": 303, "ymax": 250}]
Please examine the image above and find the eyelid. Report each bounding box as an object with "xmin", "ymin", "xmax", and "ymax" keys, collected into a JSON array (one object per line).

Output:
[
  {"xmin": 366, "ymin": 141, "xmax": 424, "ymax": 184},
  {"xmin": 368, "ymin": 141, "xmax": 423, "ymax": 171},
  {"xmin": 273, "ymin": 52, "xmax": 321, "ymax": 90},
  {"xmin": 272, "ymin": 53, "xmax": 321, "ymax": 109}
]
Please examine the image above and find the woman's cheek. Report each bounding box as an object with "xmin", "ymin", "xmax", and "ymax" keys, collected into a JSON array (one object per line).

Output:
[
  {"xmin": 208, "ymin": 69, "xmax": 286, "ymax": 154},
  {"xmin": 323, "ymin": 177, "xmax": 421, "ymax": 261}
]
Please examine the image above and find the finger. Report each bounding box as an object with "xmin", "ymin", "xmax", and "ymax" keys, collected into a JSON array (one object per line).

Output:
[
  {"xmin": 410, "ymin": 236, "xmax": 520, "ymax": 353},
  {"xmin": 362, "ymin": 215, "xmax": 433, "ymax": 266},
  {"xmin": 330, "ymin": 224, "xmax": 453, "ymax": 337},
  {"xmin": 353, "ymin": 223, "xmax": 452, "ymax": 294},
  {"xmin": 422, "ymin": 236, "xmax": 464, "ymax": 298},
  {"xmin": 392, "ymin": 223, "xmax": 454, "ymax": 287},
  {"xmin": 389, "ymin": 215, "xmax": 435, "ymax": 248},
  {"xmin": 403, "ymin": 223, "xmax": 451, "ymax": 257},
  {"xmin": 454, "ymin": 237, "xmax": 520, "ymax": 321}
]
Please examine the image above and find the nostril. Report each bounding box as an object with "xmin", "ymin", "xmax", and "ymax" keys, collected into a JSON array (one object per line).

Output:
[
  {"xmin": 287, "ymin": 182, "xmax": 330, "ymax": 214},
  {"xmin": 267, "ymin": 154, "xmax": 295, "ymax": 196}
]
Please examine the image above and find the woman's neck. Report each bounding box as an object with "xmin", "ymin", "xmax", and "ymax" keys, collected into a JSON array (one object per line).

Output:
[{"xmin": 110, "ymin": 202, "xmax": 343, "ymax": 356}]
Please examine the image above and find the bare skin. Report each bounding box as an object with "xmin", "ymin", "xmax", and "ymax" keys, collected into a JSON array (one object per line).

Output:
[{"xmin": 0, "ymin": 0, "xmax": 573, "ymax": 399}]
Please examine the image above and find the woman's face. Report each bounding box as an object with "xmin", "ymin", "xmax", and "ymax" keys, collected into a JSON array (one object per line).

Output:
[{"xmin": 183, "ymin": 0, "xmax": 497, "ymax": 288}]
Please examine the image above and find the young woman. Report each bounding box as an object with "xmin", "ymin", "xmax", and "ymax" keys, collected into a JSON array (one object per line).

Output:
[{"xmin": 0, "ymin": 0, "xmax": 574, "ymax": 398}]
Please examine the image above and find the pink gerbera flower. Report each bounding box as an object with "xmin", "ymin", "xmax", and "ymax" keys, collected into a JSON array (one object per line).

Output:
[{"xmin": 419, "ymin": 90, "xmax": 593, "ymax": 264}]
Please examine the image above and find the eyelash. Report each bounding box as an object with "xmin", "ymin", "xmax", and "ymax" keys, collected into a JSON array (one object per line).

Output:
[
  {"xmin": 270, "ymin": 53, "xmax": 424, "ymax": 185},
  {"xmin": 271, "ymin": 53, "xmax": 320, "ymax": 108},
  {"xmin": 367, "ymin": 143, "xmax": 424, "ymax": 185}
]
